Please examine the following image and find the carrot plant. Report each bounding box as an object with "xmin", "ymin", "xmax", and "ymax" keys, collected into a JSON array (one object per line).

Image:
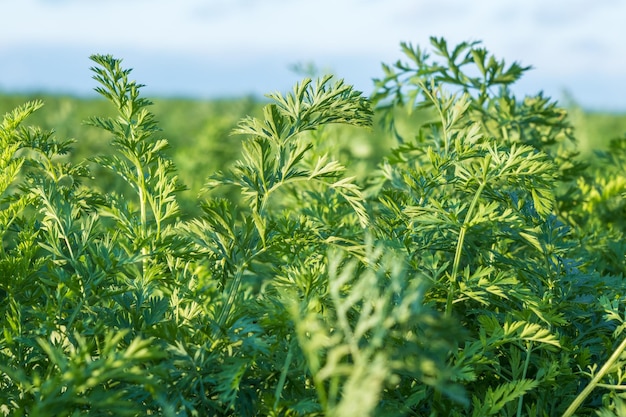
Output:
[{"xmin": 1, "ymin": 39, "xmax": 625, "ymax": 416}]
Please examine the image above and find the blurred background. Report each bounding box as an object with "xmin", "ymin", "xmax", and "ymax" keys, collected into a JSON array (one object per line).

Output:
[{"xmin": 1, "ymin": 0, "xmax": 624, "ymax": 111}]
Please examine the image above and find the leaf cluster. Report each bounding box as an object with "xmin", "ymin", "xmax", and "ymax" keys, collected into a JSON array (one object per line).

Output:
[{"xmin": 1, "ymin": 41, "xmax": 625, "ymax": 417}]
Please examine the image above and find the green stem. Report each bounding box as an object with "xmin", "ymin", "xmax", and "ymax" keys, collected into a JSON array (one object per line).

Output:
[
  {"xmin": 562, "ymin": 336, "xmax": 626, "ymax": 417},
  {"xmin": 216, "ymin": 265, "xmax": 246, "ymax": 330},
  {"xmin": 517, "ymin": 343, "xmax": 534, "ymax": 417},
  {"xmin": 130, "ymin": 151, "xmax": 149, "ymax": 281},
  {"xmin": 419, "ymin": 82, "xmax": 449, "ymax": 154},
  {"xmin": 215, "ymin": 247, "xmax": 266, "ymax": 332},
  {"xmin": 446, "ymin": 181, "xmax": 486, "ymax": 317},
  {"xmin": 274, "ymin": 339, "xmax": 295, "ymax": 410}
]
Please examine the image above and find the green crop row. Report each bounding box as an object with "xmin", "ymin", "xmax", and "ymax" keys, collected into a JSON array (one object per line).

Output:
[
  {"xmin": 1, "ymin": 76, "xmax": 623, "ymax": 217},
  {"xmin": 1, "ymin": 38, "xmax": 625, "ymax": 416}
]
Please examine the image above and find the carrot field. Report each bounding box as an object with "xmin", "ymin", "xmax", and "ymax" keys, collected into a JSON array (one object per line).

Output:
[{"xmin": 1, "ymin": 38, "xmax": 626, "ymax": 416}]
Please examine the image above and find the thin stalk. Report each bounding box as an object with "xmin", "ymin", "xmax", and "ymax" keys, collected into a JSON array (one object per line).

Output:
[
  {"xmin": 419, "ymin": 82, "xmax": 450, "ymax": 155},
  {"xmin": 125, "ymin": 127, "xmax": 147, "ymax": 231},
  {"xmin": 446, "ymin": 181, "xmax": 486, "ymax": 317},
  {"xmin": 65, "ymin": 298, "xmax": 85, "ymax": 331},
  {"xmin": 562, "ymin": 335, "xmax": 626, "ymax": 417},
  {"xmin": 129, "ymin": 150, "xmax": 149, "ymax": 281},
  {"xmin": 274, "ymin": 339, "xmax": 295, "ymax": 410},
  {"xmin": 134, "ymin": 159, "xmax": 147, "ymax": 233},
  {"xmin": 595, "ymin": 383, "xmax": 626, "ymax": 390},
  {"xmin": 312, "ymin": 371, "xmax": 329, "ymax": 412},
  {"xmin": 328, "ymin": 373, "xmax": 341, "ymax": 412},
  {"xmin": 215, "ymin": 247, "xmax": 266, "ymax": 331},
  {"xmin": 216, "ymin": 264, "xmax": 246, "ymax": 330},
  {"xmin": 517, "ymin": 343, "xmax": 534, "ymax": 417}
]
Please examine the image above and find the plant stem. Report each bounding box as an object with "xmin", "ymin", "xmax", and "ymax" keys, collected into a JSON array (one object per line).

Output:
[
  {"xmin": 130, "ymin": 151, "xmax": 149, "ymax": 281},
  {"xmin": 419, "ymin": 81, "xmax": 450, "ymax": 154},
  {"xmin": 216, "ymin": 264, "xmax": 245, "ymax": 330},
  {"xmin": 446, "ymin": 181, "xmax": 485, "ymax": 317},
  {"xmin": 274, "ymin": 339, "xmax": 295, "ymax": 410},
  {"xmin": 215, "ymin": 248, "xmax": 266, "ymax": 332},
  {"xmin": 517, "ymin": 343, "xmax": 533, "ymax": 417},
  {"xmin": 562, "ymin": 335, "xmax": 626, "ymax": 417}
]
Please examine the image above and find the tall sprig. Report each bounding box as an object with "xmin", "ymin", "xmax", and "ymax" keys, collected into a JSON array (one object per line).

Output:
[
  {"xmin": 197, "ymin": 76, "xmax": 373, "ymax": 334},
  {"xmin": 87, "ymin": 54, "xmax": 185, "ymax": 286},
  {"xmin": 209, "ymin": 75, "xmax": 373, "ymax": 230}
]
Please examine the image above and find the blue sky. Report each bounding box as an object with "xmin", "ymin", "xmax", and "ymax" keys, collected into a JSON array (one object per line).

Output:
[{"xmin": 1, "ymin": 0, "xmax": 625, "ymax": 111}]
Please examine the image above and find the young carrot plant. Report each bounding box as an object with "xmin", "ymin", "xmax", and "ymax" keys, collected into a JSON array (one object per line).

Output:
[{"xmin": 0, "ymin": 40, "xmax": 625, "ymax": 417}]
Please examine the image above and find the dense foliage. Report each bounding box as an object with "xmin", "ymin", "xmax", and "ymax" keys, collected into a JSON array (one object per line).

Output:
[{"xmin": 1, "ymin": 38, "xmax": 625, "ymax": 416}]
